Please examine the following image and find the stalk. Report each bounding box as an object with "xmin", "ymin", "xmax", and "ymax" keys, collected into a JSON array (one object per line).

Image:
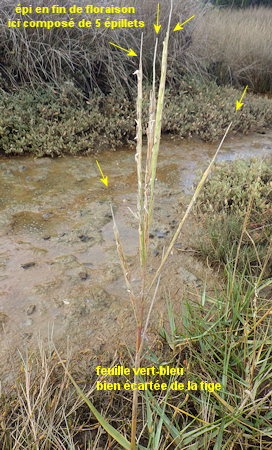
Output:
[
  {"xmin": 131, "ymin": 5, "xmax": 173, "ymax": 448},
  {"xmin": 147, "ymin": 121, "xmax": 233, "ymax": 295},
  {"xmin": 130, "ymin": 34, "xmax": 144, "ymax": 450},
  {"xmin": 136, "ymin": 35, "xmax": 145, "ymax": 268},
  {"xmin": 148, "ymin": 5, "xmax": 172, "ymax": 228},
  {"xmin": 130, "ymin": 3, "xmax": 173, "ymax": 445}
]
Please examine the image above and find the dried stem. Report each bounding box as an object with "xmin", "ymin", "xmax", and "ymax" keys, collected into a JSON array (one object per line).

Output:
[
  {"xmin": 148, "ymin": 4, "xmax": 172, "ymax": 228},
  {"xmin": 130, "ymin": 5, "xmax": 172, "ymax": 447},
  {"xmin": 147, "ymin": 121, "xmax": 233, "ymax": 296}
]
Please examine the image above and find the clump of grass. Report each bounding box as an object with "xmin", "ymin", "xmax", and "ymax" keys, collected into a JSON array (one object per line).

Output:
[
  {"xmin": 2, "ymin": 1, "xmax": 272, "ymax": 96},
  {"xmin": 1, "ymin": 262, "xmax": 271, "ymax": 448},
  {"xmin": 0, "ymin": 0, "xmax": 204, "ymax": 94},
  {"xmin": 192, "ymin": 6, "xmax": 272, "ymax": 92},
  {"xmin": 52, "ymin": 0, "xmax": 234, "ymax": 444},
  {"xmin": 195, "ymin": 159, "xmax": 272, "ymax": 275},
  {"xmin": 0, "ymin": 345, "xmax": 95, "ymax": 448},
  {"xmin": 160, "ymin": 265, "xmax": 272, "ymax": 448}
]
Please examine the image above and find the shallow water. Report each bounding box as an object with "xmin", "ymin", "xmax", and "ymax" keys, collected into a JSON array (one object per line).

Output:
[{"xmin": 0, "ymin": 130, "xmax": 271, "ymax": 375}]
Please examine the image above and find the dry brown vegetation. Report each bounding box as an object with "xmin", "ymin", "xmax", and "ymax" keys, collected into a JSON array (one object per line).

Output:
[
  {"xmin": 0, "ymin": 0, "xmax": 203, "ymax": 94},
  {"xmin": 1, "ymin": 1, "xmax": 272, "ymax": 156},
  {"xmin": 0, "ymin": 1, "xmax": 271, "ymax": 94},
  {"xmin": 192, "ymin": 6, "xmax": 272, "ymax": 92}
]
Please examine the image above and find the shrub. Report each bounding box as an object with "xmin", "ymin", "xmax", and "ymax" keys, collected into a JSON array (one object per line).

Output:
[
  {"xmin": 0, "ymin": 86, "xmax": 135, "ymax": 156},
  {"xmin": 1, "ymin": 81, "xmax": 272, "ymax": 155},
  {"xmin": 197, "ymin": 159, "xmax": 272, "ymax": 215},
  {"xmin": 162, "ymin": 78, "xmax": 272, "ymax": 141},
  {"xmin": 195, "ymin": 159, "xmax": 272, "ymax": 275}
]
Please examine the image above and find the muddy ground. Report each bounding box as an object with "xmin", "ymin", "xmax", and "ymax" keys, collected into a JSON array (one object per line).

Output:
[{"xmin": 0, "ymin": 132, "xmax": 271, "ymax": 384}]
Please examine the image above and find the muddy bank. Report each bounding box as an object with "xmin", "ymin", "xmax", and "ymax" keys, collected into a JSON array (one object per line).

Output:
[{"xmin": 0, "ymin": 131, "xmax": 271, "ymax": 382}]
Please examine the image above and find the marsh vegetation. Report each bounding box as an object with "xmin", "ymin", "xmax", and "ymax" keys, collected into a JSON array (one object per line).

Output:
[
  {"xmin": 0, "ymin": 0, "xmax": 271, "ymax": 448},
  {"xmin": 0, "ymin": 1, "xmax": 272, "ymax": 155}
]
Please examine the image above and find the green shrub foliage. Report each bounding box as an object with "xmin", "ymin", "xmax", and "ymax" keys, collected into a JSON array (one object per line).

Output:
[
  {"xmin": 0, "ymin": 81, "xmax": 272, "ymax": 155},
  {"xmin": 195, "ymin": 159, "xmax": 272, "ymax": 275}
]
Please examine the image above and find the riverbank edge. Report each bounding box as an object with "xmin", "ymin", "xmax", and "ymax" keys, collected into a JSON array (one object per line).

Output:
[{"xmin": 1, "ymin": 81, "xmax": 272, "ymax": 157}]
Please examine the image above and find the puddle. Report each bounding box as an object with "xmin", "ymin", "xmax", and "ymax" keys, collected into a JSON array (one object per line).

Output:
[{"xmin": 0, "ymin": 130, "xmax": 271, "ymax": 378}]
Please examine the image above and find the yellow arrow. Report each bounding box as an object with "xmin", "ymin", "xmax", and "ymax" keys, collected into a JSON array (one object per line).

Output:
[
  {"xmin": 109, "ymin": 42, "xmax": 137, "ymax": 57},
  {"xmin": 236, "ymin": 85, "xmax": 248, "ymax": 111},
  {"xmin": 96, "ymin": 160, "xmax": 108, "ymax": 187},
  {"xmin": 174, "ymin": 15, "xmax": 195, "ymax": 31},
  {"xmin": 153, "ymin": 3, "xmax": 161, "ymax": 34}
]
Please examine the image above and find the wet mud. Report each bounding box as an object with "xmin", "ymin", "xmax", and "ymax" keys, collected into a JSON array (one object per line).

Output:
[{"xmin": 0, "ymin": 131, "xmax": 271, "ymax": 381}]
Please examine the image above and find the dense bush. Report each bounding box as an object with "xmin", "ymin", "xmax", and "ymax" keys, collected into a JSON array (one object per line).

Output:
[
  {"xmin": 0, "ymin": 80, "xmax": 272, "ymax": 155},
  {"xmin": 195, "ymin": 159, "xmax": 272, "ymax": 275},
  {"xmin": 0, "ymin": 86, "xmax": 136, "ymax": 155},
  {"xmin": 162, "ymin": 79, "xmax": 272, "ymax": 141}
]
